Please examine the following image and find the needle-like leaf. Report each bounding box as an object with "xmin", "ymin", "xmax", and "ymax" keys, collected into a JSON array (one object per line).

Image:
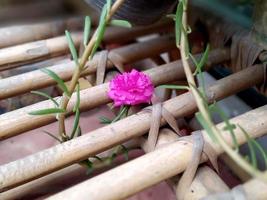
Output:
[
  {"xmin": 83, "ymin": 16, "xmax": 91, "ymax": 47},
  {"xmin": 110, "ymin": 20, "xmax": 132, "ymax": 28},
  {"xmin": 41, "ymin": 68, "xmax": 70, "ymax": 97},
  {"xmin": 29, "ymin": 108, "xmax": 66, "ymax": 115},
  {"xmin": 65, "ymin": 30, "xmax": 79, "ymax": 66},
  {"xmin": 31, "ymin": 91, "xmax": 59, "ymax": 107}
]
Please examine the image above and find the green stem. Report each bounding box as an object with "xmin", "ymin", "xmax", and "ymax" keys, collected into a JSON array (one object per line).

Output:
[
  {"xmin": 112, "ymin": 106, "xmax": 129, "ymax": 123},
  {"xmin": 178, "ymin": 0, "xmax": 267, "ymax": 182},
  {"xmin": 57, "ymin": 0, "xmax": 126, "ymax": 141}
]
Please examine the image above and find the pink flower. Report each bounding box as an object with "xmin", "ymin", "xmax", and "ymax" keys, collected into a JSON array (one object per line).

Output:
[{"xmin": 108, "ymin": 69, "xmax": 154, "ymax": 107}]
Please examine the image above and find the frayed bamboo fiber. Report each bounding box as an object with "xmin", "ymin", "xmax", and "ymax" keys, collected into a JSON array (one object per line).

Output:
[
  {"xmin": 0, "ymin": 17, "xmax": 89, "ymax": 48},
  {"xmin": 46, "ymin": 105, "xmax": 267, "ymax": 200},
  {"xmin": 203, "ymin": 178, "xmax": 267, "ymax": 200},
  {"xmin": 0, "ymin": 20, "xmax": 173, "ymax": 71},
  {"xmin": 0, "ymin": 48, "xmax": 229, "ymax": 140},
  {"xmin": 0, "ymin": 62, "xmax": 264, "ymax": 192},
  {"xmin": 0, "ymin": 36, "xmax": 176, "ymax": 99}
]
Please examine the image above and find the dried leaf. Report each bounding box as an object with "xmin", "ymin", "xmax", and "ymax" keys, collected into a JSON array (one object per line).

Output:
[
  {"xmin": 147, "ymin": 103, "xmax": 162, "ymax": 151},
  {"xmin": 176, "ymin": 132, "xmax": 204, "ymax": 200},
  {"xmin": 96, "ymin": 50, "xmax": 108, "ymax": 85},
  {"xmin": 162, "ymin": 107, "xmax": 182, "ymax": 136}
]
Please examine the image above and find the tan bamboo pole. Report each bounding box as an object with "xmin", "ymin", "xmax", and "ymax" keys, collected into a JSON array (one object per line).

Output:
[
  {"xmin": 46, "ymin": 105, "xmax": 267, "ymax": 200},
  {"xmin": 0, "ymin": 20, "xmax": 173, "ymax": 71},
  {"xmin": 183, "ymin": 166, "xmax": 230, "ymax": 200},
  {"xmin": 203, "ymin": 178, "xmax": 267, "ymax": 200},
  {"xmin": 0, "ymin": 48, "xmax": 229, "ymax": 140},
  {"xmin": 0, "ymin": 16, "xmax": 89, "ymax": 48},
  {"xmin": 0, "ymin": 165, "xmax": 87, "ymax": 200},
  {"xmin": 0, "ymin": 138, "xmax": 141, "ymax": 200},
  {"xmin": 0, "ymin": 32, "xmax": 83, "ymax": 71},
  {"xmin": 0, "ymin": 63, "xmax": 264, "ymax": 192},
  {"xmin": 141, "ymin": 129, "xmax": 230, "ymax": 199},
  {"xmin": 0, "ymin": 36, "xmax": 176, "ymax": 99},
  {"xmin": 0, "ymin": 132, "xmax": 228, "ymax": 199},
  {"xmin": 0, "ymin": 130, "xmax": 228, "ymax": 200}
]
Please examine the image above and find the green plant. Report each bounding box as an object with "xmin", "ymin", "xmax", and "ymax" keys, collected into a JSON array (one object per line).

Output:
[
  {"xmin": 29, "ymin": 0, "xmax": 132, "ymax": 172},
  {"xmin": 168, "ymin": 0, "xmax": 267, "ymax": 182}
]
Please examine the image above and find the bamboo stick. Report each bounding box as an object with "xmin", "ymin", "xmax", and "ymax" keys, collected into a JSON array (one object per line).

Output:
[
  {"xmin": 0, "ymin": 36, "xmax": 176, "ymax": 99},
  {"xmin": 0, "ymin": 48, "xmax": 229, "ymax": 140},
  {"xmin": 0, "ymin": 130, "xmax": 228, "ymax": 200},
  {"xmin": 46, "ymin": 105, "xmax": 267, "ymax": 200},
  {"xmin": 0, "ymin": 165, "xmax": 87, "ymax": 200},
  {"xmin": 203, "ymin": 178, "xmax": 267, "ymax": 200},
  {"xmin": 183, "ymin": 166, "xmax": 230, "ymax": 200},
  {"xmin": 0, "ymin": 17, "xmax": 86, "ymax": 48},
  {"xmin": 0, "ymin": 20, "xmax": 173, "ymax": 71},
  {"xmin": 142, "ymin": 129, "xmax": 230, "ymax": 199},
  {"xmin": 0, "ymin": 63, "xmax": 264, "ymax": 192},
  {"xmin": 0, "ymin": 32, "xmax": 82, "ymax": 71},
  {"xmin": 0, "ymin": 139, "xmax": 141, "ymax": 200}
]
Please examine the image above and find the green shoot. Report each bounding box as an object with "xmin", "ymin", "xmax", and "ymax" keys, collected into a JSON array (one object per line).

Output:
[
  {"xmin": 90, "ymin": 3, "xmax": 108, "ymax": 59},
  {"xmin": 41, "ymin": 68, "xmax": 70, "ymax": 97},
  {"xmin": 42, "ymin": 131, "xmax": 62, "ymax": 143},
  {"xmin": 65, "ymin": 30, "xmax": 79, "ymax": 66},
  {"xmin": 99, "ymin": 116, "xmax": 112, "ymax": 124},
  {"xmin": 159, "ymin": 85, "xmax": 190, "ymax": 90},
  {"xmin": 110, "ymin": 19, "xmax": 132, "ymax": 28},
  {"xmin": 175, "ymin": 1, "xmax": 184, "ymax": 47},
  {"xmin": 31, "ymin": 91, "xmax": 59, "ymax": 107},
  {"xmin": 70, "ymin": 109, "xmax": 80, "ymax": 139},
  {"xmin": 83, "ymin": 16, "xmax": 91, "ymax": 47},
  {"xmin": 209, "ymin": 103, "xmax": 239, "ymax": 151},
  {"xmin": 29, "ymin": 108, "xmax": 66, "ymax": 115},
  {"xmin": 111, "ymin": 106, "xmax": 129, "ymax": 123}
]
